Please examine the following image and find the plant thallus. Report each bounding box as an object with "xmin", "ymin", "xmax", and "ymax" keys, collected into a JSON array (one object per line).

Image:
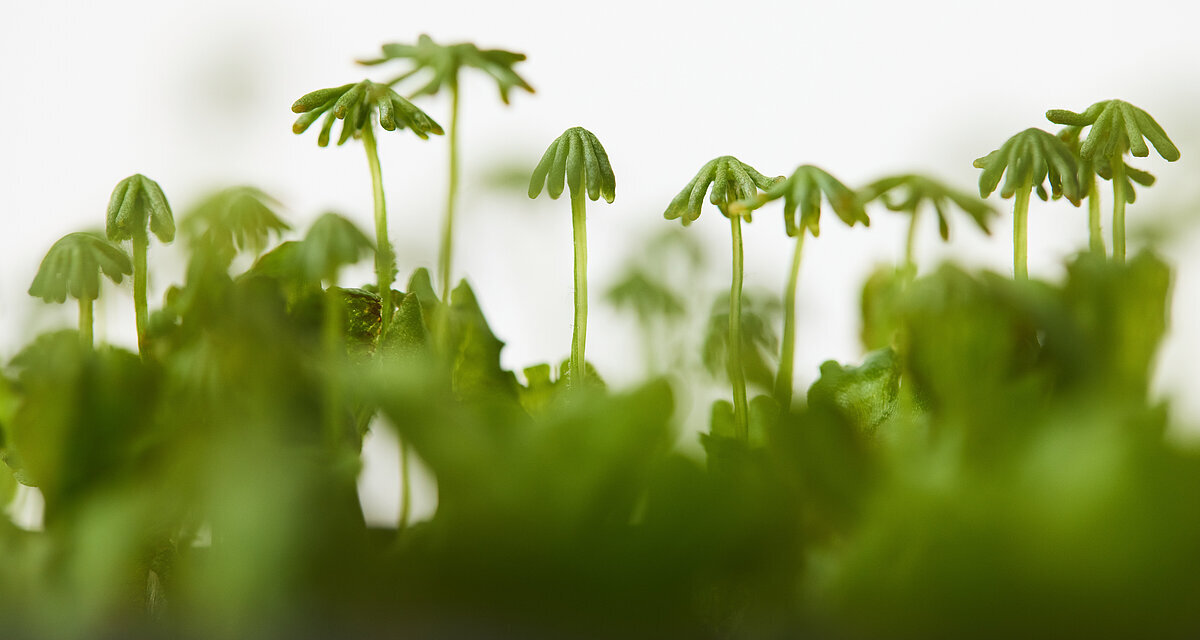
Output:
[
  {"xmin": 528, "ymin": 126, "xmax": 616, "ymax": 388},
  {"xmin": 665, "ymin": 156, "xmax": 776, "ymax": 439}
]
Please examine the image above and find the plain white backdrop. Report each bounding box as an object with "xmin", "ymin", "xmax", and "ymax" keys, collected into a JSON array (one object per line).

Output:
[{"xmin": 4, "ymin": 0, "xmax": 1199, "ymax": 523}]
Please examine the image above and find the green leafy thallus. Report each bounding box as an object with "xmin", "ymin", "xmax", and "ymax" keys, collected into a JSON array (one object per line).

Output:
[
  {"xmin": 29, "ymin": 232, "xmax": 133, "ymax": 347},
  {"xmin": 291, "ymin": 79, "xmax": 443, "ymax": 333},
  {"xmin": 528, "ymin": 126, "xmax": 616, "ymax": 388},
  {"xmin": 106, "ymin": 173, "xmax": 176, "ymax": 355},
  {"xmin": 665, "ymin": 156, "xmax": 776, "ymax": 439},
  {"xmin": 1046, "ymin": 99, "xmax": 1179, "ymax": 264},
  {"xmin": 734, "ymin": 165, "xmax": 869, "ymax": 410},
  {"xmin": 973, "ymin": 128, "xmax": 1081, "ymax": 280},
  {"xmin": 360, "ymin": 34, "xmax": 534, "ymax": 304}
]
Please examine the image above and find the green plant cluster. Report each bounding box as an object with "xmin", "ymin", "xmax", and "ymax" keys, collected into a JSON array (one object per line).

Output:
[{"xmin": 0, "ymin": 37, "xmax": 1193, "ymax": 639}]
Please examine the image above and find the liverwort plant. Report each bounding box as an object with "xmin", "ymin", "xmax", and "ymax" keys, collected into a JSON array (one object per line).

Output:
[
  {"xmin": 28, "ymin": 232, "xmax": 133, "ymax": 347},
  {"xmin": 528, "ymin": 126, "xmax": 616, "ymax": 388},
  {"xmin": 664, "ymin": 156, "xmax": 776, "ymax": 439},
  {"xmin": 1047, "ymin": 100, "xmax": 1179, "ymax": 264},
  {"xmin": 858, "ymin": 174, "xmax": 994, "ymax": 274},
  {"xmin": 360, "ymin": 34, "xmax": 534, "ymax": 303},
  {"xmin": 973, "ymin": 128, "xmax": 1081, "ymax": 280},
  {"xmin": 105, "ymin": 173, "xmax": 175, "ymax": 354},
  {"xmin": 291, "ymin": 79, "xmax": 443, "ymax": 332},
  {"xmin": 735, "ymin": 165, "xmax": 869, "ymax": 409}
]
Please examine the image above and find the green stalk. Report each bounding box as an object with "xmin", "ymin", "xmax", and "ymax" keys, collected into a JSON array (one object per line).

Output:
[
  {"xmin": 438, "ymin": 80, "xmax": 461, "ymax": 305},
  {"xmin": 322, "ymin": 286, "xmax": 343, "ymax": 451},
  {"xmin": 398, "ymin": 440, "xmax": 412, "ymax": 530},
  {"xmin": 1087, "ymin": 172, "xmax": 1105, "ymax": 257},
  {"xmin": 361, "ymin": 124, "xmax": 394, "ymax": 332},
  {"xmin": 132, "ymin": 232, "xmax": 149, "ymax": 355},
  {"xmin": 904, "ymin": 208, "xmax": 920, "ymax": 274},
  {"xmin": 570, "ymin": 188, "xmax": 588, "ymax": 387},
  {"xmin": 1111, "ymin": 155, "xmax": 1127, "ymax": 265},
  {"xmin": 362, "ymin": 125, "xmax": 412, "ymax": 530},
  {"xmin": 728, "ymin": 215, "xmax": 749, "ymax": 441},
  {"xmin": 774, "ymin": 231, "xmax": 805, "ymax": 410},
  {"xmin": 1013, "ymin": 178, "xmax": 1032, "ymax": 281},
  {"xmin": 79, "ymin": 298, "xmax": 93, "ymax": 348}
]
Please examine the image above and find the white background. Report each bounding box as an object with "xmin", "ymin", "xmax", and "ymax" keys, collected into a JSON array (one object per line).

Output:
[{"xmin": 4, "ymin": 0, "xmax": 1199, "ymax": 523}]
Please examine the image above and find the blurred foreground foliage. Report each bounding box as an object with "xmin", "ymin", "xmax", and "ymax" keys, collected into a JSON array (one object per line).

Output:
[{"xmin": 1, "ymin": 215, "xmax": 1194, "ymax": 638}]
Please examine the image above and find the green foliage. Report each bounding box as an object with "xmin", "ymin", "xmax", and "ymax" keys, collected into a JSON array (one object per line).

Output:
[
  {"xmin": 291, "ymin": 79, "xmax": 444, "ymax": 146},
  {"xmin": 702, "ymin": 292, "xmax": 781, "ymax": 392},
  {"xmin": 28, "ymin": 232, "xmax": 132, "ymax": 303},
  {"xmin": 807, "ymin": 347, "xmax": 901, "ymax": 435},
  {"xmin": 974, "ymin": 127, "xmax": 1082, "ymax": 203},
  {"xmin": 605, "ymin": 270, "xmax": 685, "ymax": 322},
  {"xmin": 663, "ymin": 155, "xmax": 777, "ymax": 224},
  {"xmin": 740, "ymin": 164, "xmax": 869, "ymax": 237},
  {"xmin": 527, "ymin": 126, "xmax": 616, "ymax": 203},
  {"xmin": 859, "ymin": 173, "xmax": 994, "ymax": 239},
  {"xmin": 1047, "ymin": 99, "xmax": 1180, "ymax": 162},
  {"xmin": 2, "ymin": 38, "xmax": 1197, "ymax": 640},
  {"xmin": 106, "ymin": 173, "xmax": 175, "ymax": 243},
  {"xmin": 359, "ymin": 34, "xmax": 534, "ymax": 104},
  {"xmin": 182, "ymin": 186, "xmax": 290, "ymax": 258},
  {"xmin": 295, "ymin": 213, "xmax": 374, "ymax": 283}
]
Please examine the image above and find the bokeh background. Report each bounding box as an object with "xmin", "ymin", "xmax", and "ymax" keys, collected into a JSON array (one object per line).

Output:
[{"xmin": 4, "ymin": 0, "xmax": 1199, "ymax": 524}]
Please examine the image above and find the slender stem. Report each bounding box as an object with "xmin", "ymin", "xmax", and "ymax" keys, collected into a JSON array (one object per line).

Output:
[
  {"xmin": 322, "ymin": 286, "xmax": 344, "ymax": 451},
  {"xmin": 398, "ymin": 440, "xmax": 411, "ymax": 530},
  {"xmin": 1087, "ymin": 172, "xmax": 1105, "ymax": 258},
  {"xmin": 438, "ymin": 80, "xmax": 461, "ymax": 304},
  {"xmin": 1112, "ymin": 156, "xmax": 1127, "ymax": 265},
  {"xmin": 775, "ymin": 231, "xmax": 805, "ymax": 410},
  {"xmin": 728, "ymin": 215, "xmax": 749, "ymax": 441},
  {"xmin": 363, "ymin": 125, "xmax": 412, "ymax": 531},
  {"xmin": 79, "ymin": 298, "xmax": 93, "ymax": 348},
  {"xmin": 362, "ymin": 124, "xmax": 394, "ymax": 332},
  {"xmin": 570, "ymin": 188, "xmax": 588, "ymax": 387},
  {"xmin": 132, "ymin": 232, "xmax": 149, "ymax": 355},
  {"xmin": 1013, "ymin": 180, "xmax": 1031, "ymax": 281},
  {"xmin": 904, "ymin": 208, "xmax": 920, "ymax": 274}
]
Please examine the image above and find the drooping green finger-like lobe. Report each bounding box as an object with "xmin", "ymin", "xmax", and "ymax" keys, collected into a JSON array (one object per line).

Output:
[
  {"xmin": 527, "ymin": 127, "xmax": 617, "ymax": 203},
  {"xmin": 1047, "ymin": 99, "xmax": 1180, "ymax": 162},
  {"xmin": 359, "ymin": 34, "xmax": 534, "ymax": 105},
  {"xmin": 664, "ymin": 156, "xmax": 776, "ymax": 226},
  {"xmin": 1096, "ymin": 159, "xmax": 1156, "ymax": 204},
  {"xmin": 291, "ymin": 79, "xmax": 443, "ymax": 146},
  {"xmin": 29, "ymin": 232, "xmax": 132, "ymax": 304},
  {"xmin": 291, "ymin": 83, "xmax": 355, "ymax": 114},
  {"xmin": 528, "ymin": 140, "xmax": 559, "ymax": 198},
  {"xmin": 974, "ymin": 128, "xmax": 1082, "ymax": 205},
  {"xmin": 565, "ymin": 133, "xmax": 584, "ymax": 196},
  {"xmin": 736, "ymin": 165, "xmax": 867, "ymax": 238},
  {"xmin": 106, "ymin": 174, "xmax": 176, "ymax": 243}
]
